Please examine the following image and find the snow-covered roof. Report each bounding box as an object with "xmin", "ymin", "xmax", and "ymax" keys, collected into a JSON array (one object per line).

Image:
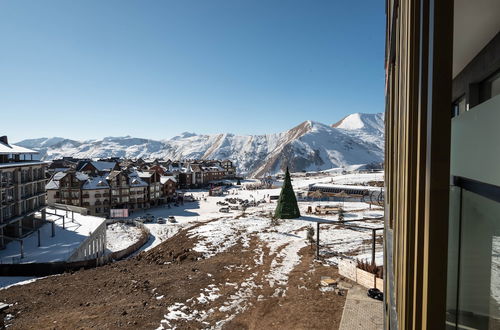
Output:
[
  {"xmin": 129, "ymin": 177, "xmax": 148, "ymax": 187},
  {"xmin": 0, "ymin": 161, "xmax": 46, "ymax": 169},
  {"xmin": 89, "ymin": 161, "xmax": 117, "ymax": 172},
  {"xmin": 0, "ymin": 140, "xmax": 38, "ymax": 155},
  {"xmin": 46, "ymin": 171, "xmax": 91, "ymax": 190},
  {"xmin": 106, "ymin": 171, "xmax": 121, "ymax": 180},
  {"xmin": 309, "ymin": 183, "xmax": 382, "ymax": 192},
  {"xmin": 137, "ymin": 171, "xmax": 153, "ymax": 178},
  {"xmin": 52, "ymin": 172, "xmax": 67, "ymax": 180},
  {"xmin": 46, "ymin": 172, "xmax": 67, "ymax": 190},
  {"xmin": 75, "ymin": 172, "xmax": 89, "ymax": 181},
  {"xmin": 46, "ymin": 179, "xmax": 60, "ymax": 190},
  {"xmin": 0, "ymin": 207, "xmax": 106, "ymax": 263},
  {"xmin": 203, "ymin": 166, "xmax": 225, "ymax": 172},
  {"xmin": 160, "ymin": 176, "xmax": 177, "ymax": 184},
  {"xmin": 82, "ymin": 176, "xmax": 110, "ymax": 190}
]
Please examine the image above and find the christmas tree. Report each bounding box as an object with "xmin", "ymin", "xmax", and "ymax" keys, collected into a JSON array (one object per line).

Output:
[{"xmin": 274, "ymin": 167, "xmax": 301, "ymax": 219}]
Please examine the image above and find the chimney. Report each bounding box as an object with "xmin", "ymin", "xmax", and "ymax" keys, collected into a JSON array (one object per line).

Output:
[{"xmin": 0, "ymin": 136, "xmax": 8, "ymax": 144}]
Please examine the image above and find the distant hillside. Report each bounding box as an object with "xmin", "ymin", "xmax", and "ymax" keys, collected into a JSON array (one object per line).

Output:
[{"xmin": 17, "ymin": 112, "xmax": 384, "ymax": 177}]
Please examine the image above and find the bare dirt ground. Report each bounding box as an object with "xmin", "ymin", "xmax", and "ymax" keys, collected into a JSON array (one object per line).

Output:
[{"xmin": 1, "ymin": 224, "xmax": 347, "ymax": 330}]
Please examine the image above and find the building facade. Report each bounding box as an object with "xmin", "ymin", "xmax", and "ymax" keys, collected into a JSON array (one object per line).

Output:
[
  {"xmin": 384, "ymin": 1, "xmax": 500, "ymax": 329},
  {"xmin": 0, "ymin": 136, "xmax": 47, "ymax": 248}
]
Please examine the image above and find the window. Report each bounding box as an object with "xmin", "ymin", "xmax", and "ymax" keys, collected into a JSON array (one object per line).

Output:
[
  {"xmin": 490, "ymin": 72, "xmax": 500, "ymax": 99},
  {"xmin": 452, "ymin": 95, "xmax": 467, "ymax": 117},
  {"xmin": 479, "ymin": 70, "xmax": 500, "ymax": 104},
  {"xmin": 447, "ymin": 182, "xmax": 500, "ymax": 329}
]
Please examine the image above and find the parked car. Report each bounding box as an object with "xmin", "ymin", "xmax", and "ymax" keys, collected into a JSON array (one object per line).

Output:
[
  {"xmin": 135, "ymin": 216, "xmax": 147, "ymax": 223},
  {"xmin": 168, "ymin": 216, "xmax": 177, "ymax": 223},
  {"xmin": 230, "ymin": 205, "xmax": 239, "ymax": 210},
  {"xmin": 219, "ymin": 207, "xmax": 230, "ymax": 213},
  {"xmin": 157, "ymin": 217, "xmax": 166, "ymax": 224},
  {"xmin": 144, "ymin": 214, "xmax": 155, "ymax": 222},
  {"xmin": 367, "ymin": 288, "xmax": 383, "ymax": 301}
]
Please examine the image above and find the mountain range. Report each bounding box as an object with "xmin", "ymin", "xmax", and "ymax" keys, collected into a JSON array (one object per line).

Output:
[{"xmin": 16, "ymin": 112, "xmax": 384, "ymax": 177}]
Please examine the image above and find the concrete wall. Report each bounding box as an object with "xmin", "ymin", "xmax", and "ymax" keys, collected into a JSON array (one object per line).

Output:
[
  {"xmin": 339, "ymin": 258, "xmax": 384, "ymax": 292},
  {"xmin": 67, "ymin": 221, "xmax": 106, "ymax": 262}
]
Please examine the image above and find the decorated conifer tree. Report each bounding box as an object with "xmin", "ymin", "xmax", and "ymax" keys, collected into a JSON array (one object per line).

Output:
[{"xmin": 274, "ymin": 167, "xmax": 301, "ymax": 219}]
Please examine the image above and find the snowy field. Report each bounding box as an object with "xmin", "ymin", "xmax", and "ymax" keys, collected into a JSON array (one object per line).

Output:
[
  {"xmin": 0, "ymin": 172, "xmax": 384, "ymax": 293},
  {"xmin": 123, "ymin": 172, "xmax": 384, "ymax": 259},
  {"xmin": 105, "ymin": 222, "xmax": 143, "ymax": 253},
  {"xmin": 153, "ymin": 172, "xmax": 384, "ymax": 329}
]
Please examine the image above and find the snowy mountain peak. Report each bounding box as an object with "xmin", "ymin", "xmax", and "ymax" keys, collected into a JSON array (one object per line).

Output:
[
  {"xmin": 16, "ymin": 112, "xmax": 384, "ymax": 177},
  {"xmin": 171, "ymin": 132, "xmax": 198, "ymax": 140},
  {"xmin": 331, "ymin": 113, "xmax": 384, "ymax": 146},
  {"xmin": 333, "ymin": 113, "xmax": 384, "ymax": 132}
]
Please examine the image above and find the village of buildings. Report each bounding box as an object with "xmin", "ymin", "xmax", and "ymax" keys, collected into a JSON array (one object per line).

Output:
[
  {"xmin": 0, "ymin": 134, "xmax": 385, "ymax": 328},
  {"xmin": 45, "ymin": 156, "xmax": 237, "ymax": 217}
]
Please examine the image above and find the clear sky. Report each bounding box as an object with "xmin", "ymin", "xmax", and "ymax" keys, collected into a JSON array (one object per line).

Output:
[{"xmin": 0, "ymin": 0, "xmax": 385, "ymax": 142}]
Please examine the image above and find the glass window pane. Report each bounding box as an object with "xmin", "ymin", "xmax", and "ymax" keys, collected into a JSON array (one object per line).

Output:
[
  {"xmin": 457, "ymin": 190, "xmax": 500, "ymax": 329},
  {"xmin": 447, "ymin": 186, "xmax": 462, "ymax": 328}
]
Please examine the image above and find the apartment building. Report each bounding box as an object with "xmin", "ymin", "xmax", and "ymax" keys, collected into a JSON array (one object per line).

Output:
[
  {"xmin": 46, "ymin": 171, "xmax": 111, "ymax": 217},
  {"xmin": 221, "ymin": 160, "xmax": 236, "ymax": 178},
  {"xmin": 46, "ymin": 168, "xmax": 149, "ymax": 216},
  {"xmin": 0, "ymin": 136, "xmax": 47, "ymax": 248},
  {"xmin": 384, "ymin": 1, "xmax": 500, "ymax": 329},
  {"xmin": 160, "ymin": 176, "xmax": 177, "ymax": 202},
  {"xmin": 137, "ymin": 171, "xmax": 161, "ymax": 206}
]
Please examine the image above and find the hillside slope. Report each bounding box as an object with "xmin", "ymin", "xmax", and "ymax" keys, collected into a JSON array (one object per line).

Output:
[{"xmin": 16, "ymin": 113, "xmax": 384, "ymax": 177}]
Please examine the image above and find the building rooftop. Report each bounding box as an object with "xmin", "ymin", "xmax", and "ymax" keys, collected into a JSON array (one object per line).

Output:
[
  {"xmin": 0, "ymin": 161, "xmax": 46, "ymax": 169},
  {"xmin": 0, "ymin": 208, "xmax": 105, "ymax": 263},
  {"xmin": 0, "ymin": 137, "xmax": 38, "ymax": 155}
]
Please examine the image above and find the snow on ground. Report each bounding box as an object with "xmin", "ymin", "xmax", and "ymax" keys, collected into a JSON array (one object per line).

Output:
[
  {"xmin": 0, "ymin": 276, "xmax": 39, "ymax": 289},
  {"xmin": 288, "ymin": 171, "xmax": 384, "ymax": 190},
  {"xmin": 0, "ymin": 208, "xmax": 105, "ymax": 263},
  {"xmin": 157, "ymin": 209, "xmax": 383, "ymax": 329},
  {"xmin": 154, "ymin": 172, "xmax": 384, "ymax": 328},
  {"xmin": 105, "ymin": 223, "xmax": 143, "ymax": 253},
  {"xmin": 103, "ymin": 171, "xmax": 384, "ymax": 329}
]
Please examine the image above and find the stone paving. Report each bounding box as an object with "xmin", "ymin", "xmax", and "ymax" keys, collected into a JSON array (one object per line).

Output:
[{"xmin": 339, "ymin": 283, "xmax": 383, "ymax": 330}]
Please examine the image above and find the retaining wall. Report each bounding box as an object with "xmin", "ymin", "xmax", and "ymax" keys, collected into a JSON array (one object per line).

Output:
[
  {"xmin": 339, "ymin": 259, "xmax": 384, "ymax": 292},
  {"xmin": 0, "ymin": 221, "xmax": 150, "ymax": 277},
  {"xmin": 67, "ymin": 221, "xmax": 107, "ymax": 262}
]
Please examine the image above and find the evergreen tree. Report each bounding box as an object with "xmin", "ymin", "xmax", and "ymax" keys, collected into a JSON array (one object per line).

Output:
[{"xmin": 274, "ymin": 167, "xmax": 301, "ymax": 219}]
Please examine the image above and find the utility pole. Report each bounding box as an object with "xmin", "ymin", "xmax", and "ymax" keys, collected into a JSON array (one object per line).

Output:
[
  {"xmin": 371, "ymin": 229, "xmax": 376, "ymax": 266},
  {"xmin": 316, "ymin": 222, "xmax": 320, "ymax": 259}
]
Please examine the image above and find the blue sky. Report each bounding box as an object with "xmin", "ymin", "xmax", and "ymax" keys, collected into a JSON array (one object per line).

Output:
[{"xmin": 0, "ymin": 0, "xmax": 385, "ymax": 142}]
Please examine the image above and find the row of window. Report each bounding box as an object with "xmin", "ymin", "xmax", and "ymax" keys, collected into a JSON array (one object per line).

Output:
[{"xmin": 452, "ymin": 70, "xmax": 500, "ymax": 117}]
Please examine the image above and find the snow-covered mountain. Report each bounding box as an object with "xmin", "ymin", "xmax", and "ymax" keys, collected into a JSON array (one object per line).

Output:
[{"xmin": 16, "ymin": 112, "xmax": 384, "ymax": 177}]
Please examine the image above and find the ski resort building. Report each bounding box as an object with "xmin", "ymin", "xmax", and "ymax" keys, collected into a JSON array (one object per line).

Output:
[
  {"xmin": 385, "ymin": 1, "xmax": 500, "ymax": 329},
  {"xmin": 307, "ymin": 183, "xmax": 384, "ymax": 203},
  {"xmin": 0, "ymin": 136, "xmax": 48, "ymax": 249}
]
